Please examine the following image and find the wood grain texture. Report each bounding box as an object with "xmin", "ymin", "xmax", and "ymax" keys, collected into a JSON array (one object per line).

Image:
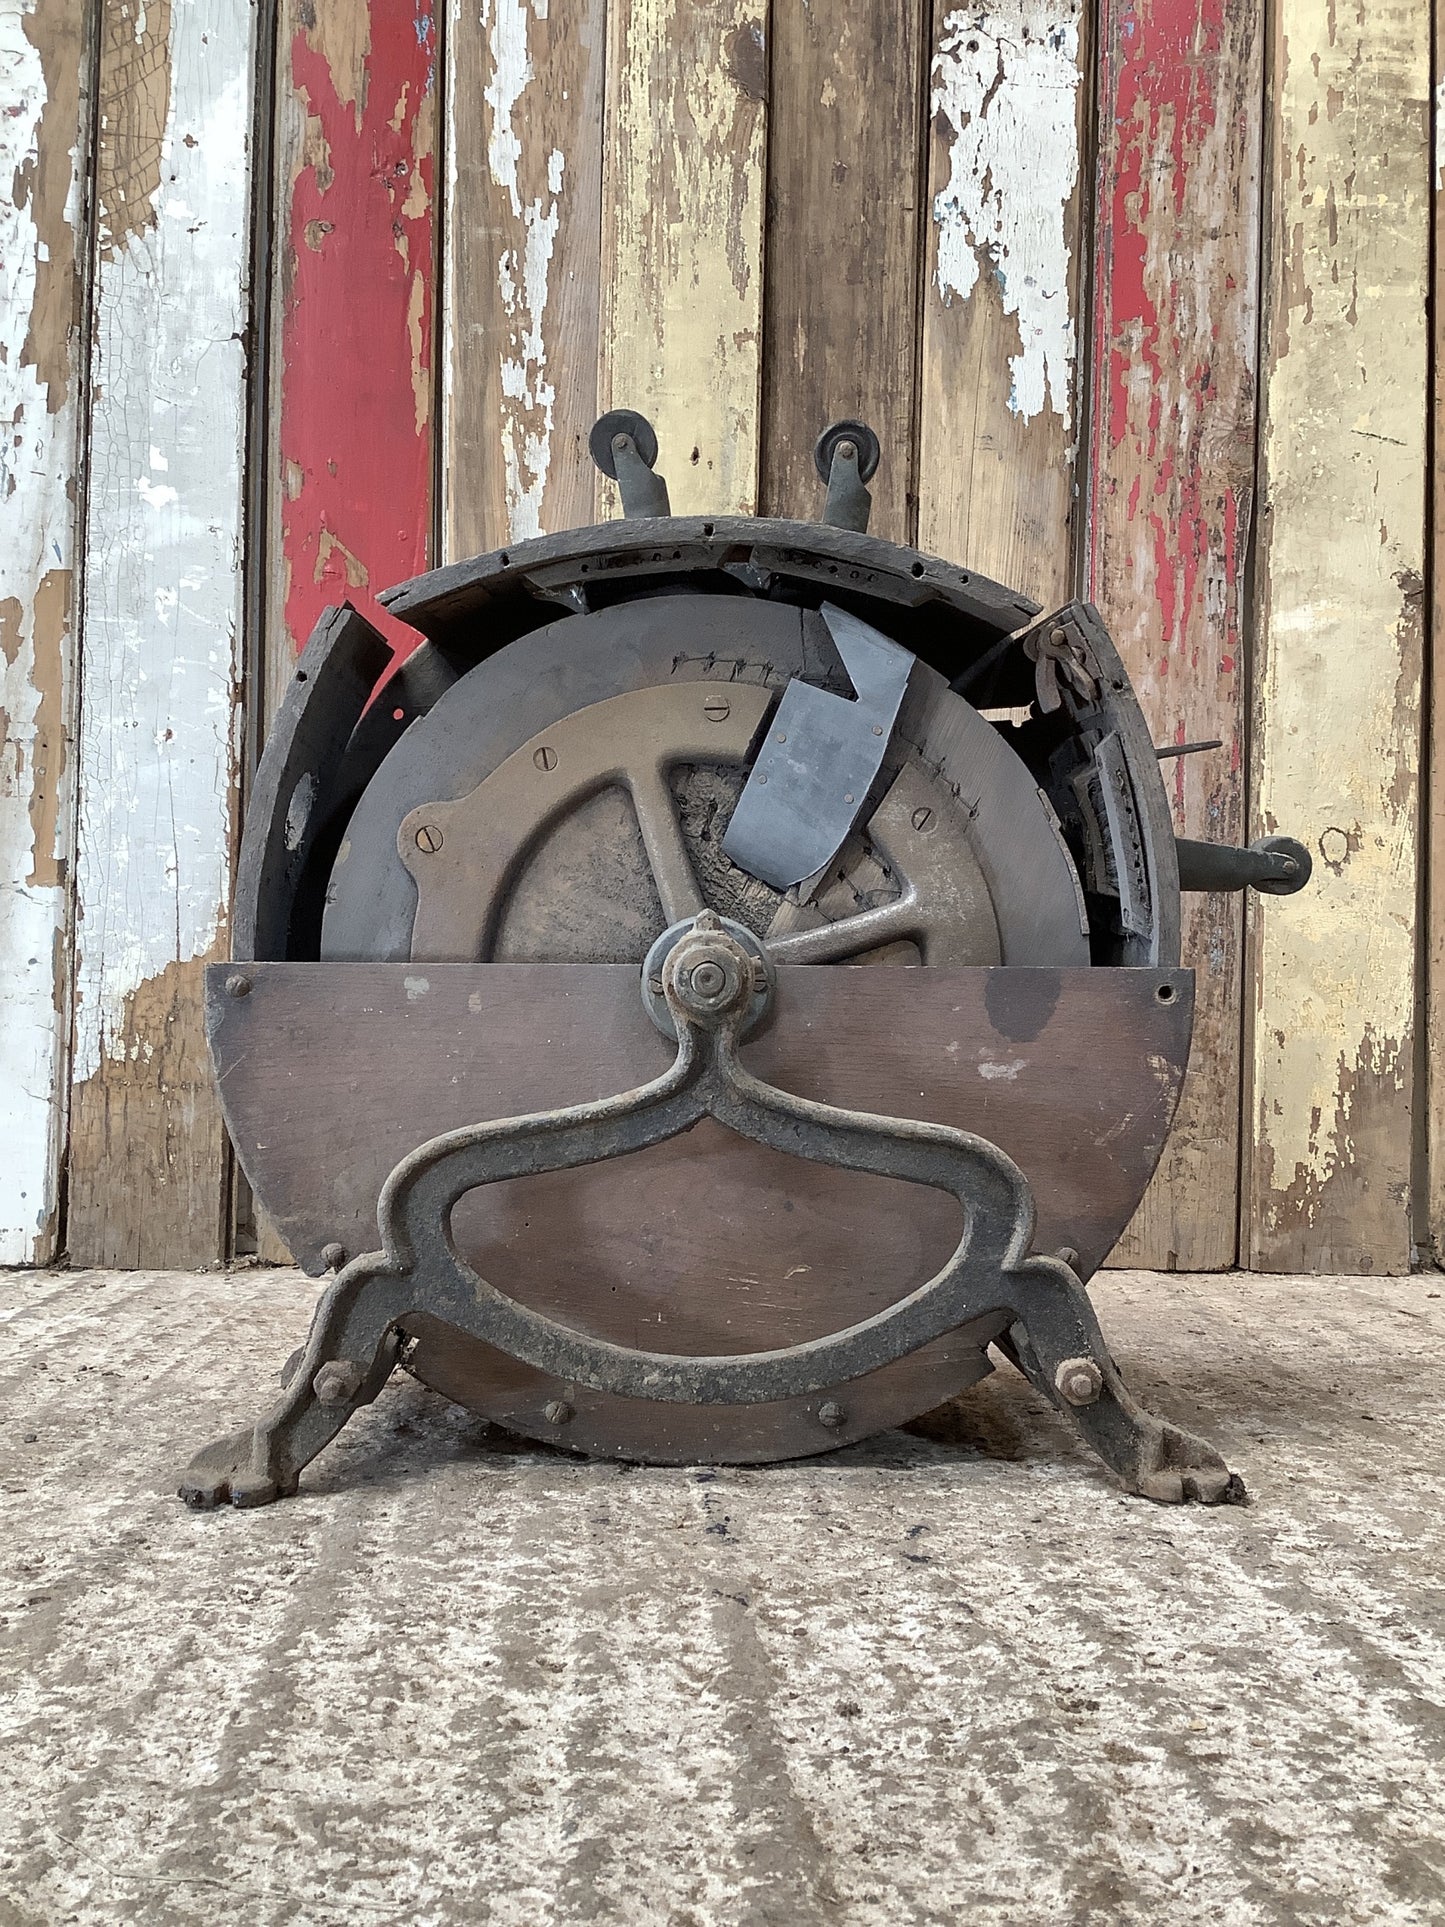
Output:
[
  {"xmin": 759, "ymin": 0, "xmax": 926, "ymax": 542},
  {"xmin": 0, "ymin": 0, "xmax": 90, "ymax": 1263},
  {"xmin": 443, "ymin": 0, "xmax": 606, "ymax": 558},
  {"xmin": 599, "ymin": 0, "xmax": 767, "ymax": 518},
  {"xmin": 1246, "ymin": 0, "xmax": 1428, "ymax": 1273},
  {"xmin": 918, "ymin": 0, "xmax": 1089, "ymax": 600},
  {"xmin": 264, "ymin": 0, "xmax": 438, "ymax": 731},
  {"xmin": 1086, "ymin": 0, "xmax": 1262, "ymax": 1269},
  {"xmin": 67, "ymin": 0, "xmax": 256, "ymax": 1267},
  {"xmin": 1427, "ymin": 15, "xmax": 1445, "ymax": 1260}
]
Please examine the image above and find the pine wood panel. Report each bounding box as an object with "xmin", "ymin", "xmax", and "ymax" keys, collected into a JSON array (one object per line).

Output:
[
  {"xmin": 443, "ymin": 0, "xmax": 606, "ymax": 559},
  {"xmin": 599, "ymin": 0, "xmax": 768, "ymax": 519},
  {"xmin": 1246, "ymin": 0, "xmax": 1428, "ymax": 1273},
  {"xmin": 918, "ymin": 0, "xmax": 1089, "ymax": 602},
  {"xmin": 67, "ymin": 0, "xmax": 257, "ymax": 1267},
  {"xmin": 0, "ymin": 0, "xmax": 91, "ymax": 1263},
  {"xmin": 263, "ymin": 0, "xmax": 438, "ymax": 732},
  {"xmin": 759, "ymin": 0, "xmax": 927, "ymax": 543},
  {"xmin": 1085, "ymin": 0, "xmax": 1262, "ymax": 1269}
]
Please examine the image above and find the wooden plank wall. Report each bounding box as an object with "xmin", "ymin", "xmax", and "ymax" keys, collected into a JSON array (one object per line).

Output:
[{"xmin": 0, "ymin": 0, "xmax": 1440, "ymax": 1277}]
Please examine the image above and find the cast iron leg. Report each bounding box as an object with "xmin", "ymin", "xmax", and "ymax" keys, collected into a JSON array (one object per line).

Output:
[
  {"xmin": 180, "ymin": 1265, "xmax": 406, "ymax": 1508},
  {"xmin": 997, "ymin": 1261, "xmax": 1244, "ymax": 1505}
]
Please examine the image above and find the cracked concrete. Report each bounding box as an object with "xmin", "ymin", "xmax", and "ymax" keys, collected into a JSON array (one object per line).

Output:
[{"xmin": 1, "ymin": 1265, "xmax": 1444, "ymax": 1925}]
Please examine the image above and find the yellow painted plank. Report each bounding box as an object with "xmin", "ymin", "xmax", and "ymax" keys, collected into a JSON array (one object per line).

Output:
[
  {"xmin": 918, "ymin": 2, "xmax": 1090, "ymax": 602},
  {"xmin": 600, "ymin": 0, "xmax": 767, "ymax": 518},
  {"xmin": 1246, "ymin": 0, "xmax": 1428, "ymax": 1273}
]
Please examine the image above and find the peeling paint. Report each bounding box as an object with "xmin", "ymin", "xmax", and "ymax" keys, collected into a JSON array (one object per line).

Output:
[
  {"xmin": 602, "ymin": 0, "xmax": 767, "ymax": 518},
  {"xmin": 0, "ymin": 0, "xmax": 87, "ymax": 1264},
  {"xmin": 276, "ymin": 0, "xmax": 436, "ymax": 679},
  {"xmin": 1086, "ymin": 0, "xmax": 1261, "ymax": 1270},
  {"xmin": 930, "ymin": 5, "xmax": 1080, "ymax": 426},
  {"xmin": 1249, "ymin": 0, "xmax": 1428, "ymax": 1272}
]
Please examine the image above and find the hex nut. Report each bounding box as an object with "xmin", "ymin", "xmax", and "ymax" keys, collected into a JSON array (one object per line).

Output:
[
  {"xmin": 313, "ymin": 1359, "xmax": 366, "ymax": 1405},
  {"xmin": 545, "ymin": 1399, "xmax": 573, "ymax": 1425},
  {"xmin": 818, "ymin": 1400, "xmax": 846, "ymax": 1429},
  {"xmin": 1055, "ymin": 1357, "xmax": 1104, "ymax": 1407},
  {"xmin": 689, "ymin": 960, "xmax": 727, "ymax": 998}
]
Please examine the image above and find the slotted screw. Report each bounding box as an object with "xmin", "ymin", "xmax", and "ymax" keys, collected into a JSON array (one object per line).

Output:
[
  {"xmin": 533, "ymin": 745, "xmax": 558, "ymax": 771},
  {"xmin": 545, "ymin": 1399, "xmax": 573, "ymax": 1425},
  {"xmin": 414, "ymin": 823, "xmax": 443, "ymax": 854},
  {"xmin": 911, "ymin": 807, "xmax": 935, "ymax": 834},
  {"xmin": 703, "ymin": 695, "xmax": 731, "ymax": 722}
]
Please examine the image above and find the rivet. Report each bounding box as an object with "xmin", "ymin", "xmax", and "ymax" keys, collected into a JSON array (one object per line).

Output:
[
  {"xmin": 321, "ymin": 1242, "xmax": 347, "ymax": 1271},
  {"xmin": 703, "ymin": 695, "xmax": 731, "ymax": 722},
  {"xmin": 313, "ymin": 1359, "xmax": 365, "ymax": 1406},
  {"xmin": 1050, "ymin": 626, "xmax": 1068, "ymax": 648},
  {"xmin": 911, "ymin": 807, "xmax": 935, "ymax": 833},
  {"xmin": 844, "ymin": 793, "xmax": 855, "ymax": 805},
  {"xmin": 872, "ymin": 724, "xmax": 884, "ymax": 736},
  {"xmin": 818, "ymin": 1400, "xmax": 846, "ymax": 1429},
  {"xmin": 414, "ymin": 823, "xmax": 444, "ymax": 854},
  {"xmin": 757, "ymin": 773, "xmax": 768, "ymax": 785},
  {"xmin": 545, "ymin": 1399, "xmax": 573, "ymax": 1425},
  {"xmin": 533, "ymin": 745, "xmax": 558, "ymax": 771},
  {"xmin": 776, "ymin": 731, "xmax": 787, "ymax": 743},
  {"xmin": 225, "ymin": 972, "xmax": 252, "ymax": 999},
  {"xmin": 1280, "ymin": 857, "xmax": 1298, "ymax": 877}
]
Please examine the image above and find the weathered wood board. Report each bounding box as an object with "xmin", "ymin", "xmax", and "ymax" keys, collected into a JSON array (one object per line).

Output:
[
  {"xmin": 759, "ymin": 0, "xmax": 926, "ymax": 544},
  {"xmin": 0, "ymin": 0, "xmax": 91, "ymax": 1264},
  {"xmin": 443, "ymin": 0, "xmax": 606, "ymax": 558},
  {"xmin": 1428, "ymin": 7, "xmax": 1445, "ymax": 1262},
  {"xmin": 1246, "ymin": 0, "xmax": 1428, "ymax": 1273},
  {"xmin": 264, "ymin": 0, "xmax": 438, "ymax": 731},
  {"xmin": 1086, "ymin": 0, "xmax": 1262, "ymax": 1269},
  {"xmin": 599, "ymin": 0, "xmax": 767, "ymax": 519},
  {"xmin": 67, "ymin": 0, "xmax": 257, "ymax": 1268},
  {"xmin": 918, "ymin": 1, "xmax": 1089, "ymax": 602}
]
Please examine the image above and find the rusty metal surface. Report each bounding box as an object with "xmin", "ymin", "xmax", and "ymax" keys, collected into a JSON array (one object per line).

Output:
[
  {"xmin": 204, "ymin": 955, "xmax": 1193, "ymax": 1464},
  {"xmin": 184, "ymin": 920, "xmax": 1227, "ymax": 1505}
]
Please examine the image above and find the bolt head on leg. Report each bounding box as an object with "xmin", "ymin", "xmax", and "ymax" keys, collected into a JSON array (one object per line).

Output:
[{"xmin": 1055, "ymin": 1357, "xmax": 1103, "ymax": 1406}]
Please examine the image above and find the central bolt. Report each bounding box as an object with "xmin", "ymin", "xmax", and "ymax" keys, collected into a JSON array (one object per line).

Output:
[{"xmin": 688, "ymin": 960, "xmax": 727, "ymax": 998}]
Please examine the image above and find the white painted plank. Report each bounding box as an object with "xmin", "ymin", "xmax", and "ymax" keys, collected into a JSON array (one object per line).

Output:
[
  {"xmin": 69, "ymin": 0, "xmax": 256, "ymax": 1265},
  {"xmin": 0, "ymin": 0, "xmax": 90, "ymax": 1263}
]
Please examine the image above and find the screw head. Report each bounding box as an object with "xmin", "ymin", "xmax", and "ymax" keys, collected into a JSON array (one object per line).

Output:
[
  {"xmin": 703, "ymin": 695, "xmax": 731, "ymax": 722},
  {"xmin": 321, "ymin": 1242, "xmax": 347, "ymax": 1272},
  {"xmin": 224, "ymin": 972, "xmax": 252, "ymax": 999},
  {"xmin": 533, "ymin": 745, "xmax": 558, "ymax": 771},
  {"xmin": 313, "ymin": 1359, "xmax": 365, "ymax": 1406},
  {"xmin": 414, "ymin": 823, "xmax": 444, "ymax": 854},
  {"xmin": 911, "ymin": 806, "xmax": 935, "ymax": 834},
  {"xmin": 1055, "ymin": 1357, "xmax": 1104, "ymax": 1407},
  {"xmin": 545, "ymin": 1399, "xmax": 573, "ymax": 1425},
  {"xmin": 818, "ymin": 1400, "xmax": 846, "ymax": 1429}
]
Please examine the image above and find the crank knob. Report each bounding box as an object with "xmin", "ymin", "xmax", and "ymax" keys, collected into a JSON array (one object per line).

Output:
[
  {"xmin": 590, "ymin": 409, "xmax": 660, "ymax": 478},
  {"xmin": 813, "ymin": 418, "xmax": 881, "ymax": 485}
]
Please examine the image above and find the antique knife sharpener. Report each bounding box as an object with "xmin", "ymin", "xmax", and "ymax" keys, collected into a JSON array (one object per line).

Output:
[{"xmin": 182, "ymin": 413, "xmax": 1311, "ymax": 1510}]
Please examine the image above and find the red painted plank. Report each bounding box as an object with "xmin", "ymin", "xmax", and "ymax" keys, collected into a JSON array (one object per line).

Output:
[
  {"xmin": 1085, "ymin": 0, "xmax": 1263, "ymax": 1266},
  {"xmin": 274, "ymin": 0, "xmax": 437, "ymax": 680}
]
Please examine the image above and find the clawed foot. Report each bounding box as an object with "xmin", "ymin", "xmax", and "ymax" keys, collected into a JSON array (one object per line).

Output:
[
  {"xmin": 178, "ymin": 1426, "xmax": 298, "ymax": 1510},
  {"xmin": 1131, "ymin": 1418, "xmax": 1247, "ymax": 1506}
]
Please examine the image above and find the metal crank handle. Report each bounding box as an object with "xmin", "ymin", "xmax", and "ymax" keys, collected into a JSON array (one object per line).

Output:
[{"xmin": 1175, "ymin": 833, "xmax": 1312, "ymax": 896}]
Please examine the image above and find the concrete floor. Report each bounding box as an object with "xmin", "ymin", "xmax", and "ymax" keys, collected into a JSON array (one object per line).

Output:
[{"xmin": 1, "ymin": 1266, "xmax": 1443, "ymax": 1926}]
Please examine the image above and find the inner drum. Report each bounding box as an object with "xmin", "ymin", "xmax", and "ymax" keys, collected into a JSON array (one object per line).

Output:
[{"xmin": 321, "ymin": 592, "xmax": 1091, "ymax": 1458}]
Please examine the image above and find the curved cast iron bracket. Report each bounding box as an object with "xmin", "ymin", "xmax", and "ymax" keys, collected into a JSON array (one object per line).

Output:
[{"xmin": 181, "ymin": 916, "xmax": 1240, "ymax": 1511}]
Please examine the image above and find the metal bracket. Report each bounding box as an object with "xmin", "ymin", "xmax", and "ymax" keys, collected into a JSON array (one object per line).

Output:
[
  {"xmin": 720, "ymin": 603, "xmax": 914, "ymax": 890},
  {"xmin": 181, "ymin": 915, "xmax": 1239, "ymax": 1510}
]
